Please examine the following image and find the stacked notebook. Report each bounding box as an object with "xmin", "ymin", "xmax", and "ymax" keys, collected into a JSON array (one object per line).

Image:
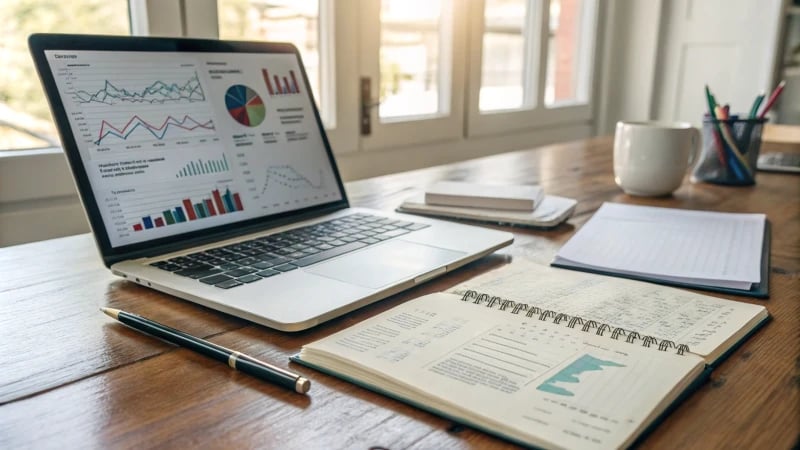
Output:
[
  {"xmin": 293, "ymin": 261, "xmax": 769, "ymax": 449},
  {"xmin": 397, "ymin": 181, "xmax": 576, "ymax": 228}
]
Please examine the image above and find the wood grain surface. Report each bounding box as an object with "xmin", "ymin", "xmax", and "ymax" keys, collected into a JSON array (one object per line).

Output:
[{"xmin": 1, "ymin": 136, "xmax": 798, "ymax": 449}]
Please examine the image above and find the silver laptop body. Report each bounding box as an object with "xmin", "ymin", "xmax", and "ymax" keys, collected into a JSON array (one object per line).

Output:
[{"xmin": 29, "ymin": 34, "xmax": 513, "ymax": 331}]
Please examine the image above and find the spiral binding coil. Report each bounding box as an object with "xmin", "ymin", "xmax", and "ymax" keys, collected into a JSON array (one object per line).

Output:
[{"xmin": 460, "ymin": 290, "xmax": 690, "ymax": 355}]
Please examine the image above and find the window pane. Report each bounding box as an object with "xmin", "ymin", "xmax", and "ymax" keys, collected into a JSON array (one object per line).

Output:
[
  {"xmin": 479, "ymin": 0, "xmax": 532, "ymax": 112},
  {"xmin": 545, "ymin": 0, "xmax": 594, "ymax": 106},
  {"xmin": 218, "ymin": 0, "xmax": 330, "ymax": 125},
  {"xmin": 379, "ymin": 0, "xmax": 452, "ymax": 120},
  {"xmin": 0, "ymin": 0, "xmax": 130, "ymax": 151}
]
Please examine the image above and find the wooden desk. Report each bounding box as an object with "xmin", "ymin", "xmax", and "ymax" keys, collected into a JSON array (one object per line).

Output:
[{"xmin": 2, "ymin": 137, "xmax": 798, "ymax": 449}]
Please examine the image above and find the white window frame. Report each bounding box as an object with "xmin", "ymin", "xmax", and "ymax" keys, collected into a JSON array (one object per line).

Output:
[
  {"xmin": 465, "ymin": 0, "xmax": 598, "ymax": 137},
  {"xmin": 130, "ymin": 0, "xmax": 186, "ymax": 37},
  {"xmin": 356, "ymin": 0, "xmax": 467, "ymax": 151},
  {"xmin": 324, "ymin": 0, "xmax": 360, "ymax": 154}
]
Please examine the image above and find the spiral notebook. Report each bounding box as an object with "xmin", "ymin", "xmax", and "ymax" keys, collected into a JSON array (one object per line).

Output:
[{"xmin": 293, "ymin": 261, "xmax": 769, "ymax": 449}]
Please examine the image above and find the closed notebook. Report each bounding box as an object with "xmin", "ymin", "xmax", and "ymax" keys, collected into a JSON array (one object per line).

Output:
[
  {"xmin": 425, "ymin": 181, "xmax": 544, "ymax": 211},
  {"xmin": 397, "ymin": 193, "xmax": 576, "ymax": 229},
  {"xmin": 293, "ymin": 261, "xmax": 768, "ymax": 450}
]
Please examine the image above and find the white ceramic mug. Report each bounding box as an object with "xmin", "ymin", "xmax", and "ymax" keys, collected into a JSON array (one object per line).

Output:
[{"xmin": 613, "ymin": 121, "xmax": 700, "ymax": 196}]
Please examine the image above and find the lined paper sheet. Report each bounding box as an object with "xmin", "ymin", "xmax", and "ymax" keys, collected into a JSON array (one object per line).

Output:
[{"xmin": 553, "ymin": 203, "xmax": 766, "ymax": 289}]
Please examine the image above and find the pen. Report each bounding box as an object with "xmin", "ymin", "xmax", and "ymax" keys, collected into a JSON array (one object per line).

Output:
[{"xmin": 101, "ymin": 307, "xmax": 311, "ymax": 394}]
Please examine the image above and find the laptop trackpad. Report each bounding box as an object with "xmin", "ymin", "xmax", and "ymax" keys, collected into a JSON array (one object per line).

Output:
[{"xmin": 305, "ymin": 240, "xmax": 466, "ymax": 289}]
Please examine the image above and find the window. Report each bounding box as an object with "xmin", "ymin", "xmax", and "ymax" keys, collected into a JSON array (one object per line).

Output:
[
  {"xmin": 378, "ymin": 0, "xmax": 452, "ymax": 120},
  {"xmin": 479, "ymin": 0, "xmax": 535, "ymax": 112},
  {"xmin": 212, "ymin": 0, "xmax": 597, "ymax": 151},
  {"xmin": 0, "ymin": 0, "xmax": 131, "ymax": 152},
  {"xmin": 356, "ymin": 0, "xmax": 465, "ymax": 151},
  {"xmin": 466, "ymin": 0, "xmax": 598, "ymax": 137},
  {"xmin": 545, "ymin": 0, "xmax": 595, "ymax": 106}
]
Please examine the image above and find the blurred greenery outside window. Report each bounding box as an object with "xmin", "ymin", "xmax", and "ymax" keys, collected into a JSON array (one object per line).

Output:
[{"xmin": 0, "ymin": 0, "xmax": 130, "ymax": 151}]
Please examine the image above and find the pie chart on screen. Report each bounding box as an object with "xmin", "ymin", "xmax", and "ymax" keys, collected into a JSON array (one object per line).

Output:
[{"xmin": 225, "ymin": 85, "xmax": 266, "ymax": 127}]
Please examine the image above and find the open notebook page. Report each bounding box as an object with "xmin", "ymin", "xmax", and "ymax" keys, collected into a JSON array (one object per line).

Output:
[{"xmin": 297, "ymin": 292, "xmax": 705, "ymax": 450}]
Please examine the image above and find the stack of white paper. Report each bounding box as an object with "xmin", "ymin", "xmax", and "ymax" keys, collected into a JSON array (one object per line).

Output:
[{"xmin": 552, "ymin": 203, "xmax": 766, "ymax": 291}]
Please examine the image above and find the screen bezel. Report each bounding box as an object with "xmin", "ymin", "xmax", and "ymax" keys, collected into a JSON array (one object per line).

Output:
[{"xmin": 28, "ymin": 33, "xmax": 349, "ymax": 266}]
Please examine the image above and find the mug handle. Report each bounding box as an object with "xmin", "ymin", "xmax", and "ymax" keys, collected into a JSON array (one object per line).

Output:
[{"xmin": 688, "ymin": 127, "xmax": 701, "ymax": 166}]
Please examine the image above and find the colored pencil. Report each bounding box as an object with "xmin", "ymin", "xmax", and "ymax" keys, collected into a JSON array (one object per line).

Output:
[
  {"xmin": 704, "ymin": 85, "xmax": 728, "ymax": 167},
  {"xmin": 705, "ymin": 85, "xmax": 753, "ymax": 179},
  {"xmin": 758, "ymin": 80, "xmax": 786, "ymax": 119},
  {"xmin": 748, "ymin": 92, "xmax": 765, "ymax": 119}
]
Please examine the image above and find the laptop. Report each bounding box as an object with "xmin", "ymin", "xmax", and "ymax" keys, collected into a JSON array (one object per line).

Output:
[{"xmin": 29, "ymin": 34, "xmax": 513, "ymax": 331}]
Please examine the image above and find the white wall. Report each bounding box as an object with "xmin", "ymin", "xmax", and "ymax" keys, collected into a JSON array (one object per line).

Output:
[
  {"xmin": 595, "ymin": 0, "xmax": 663, "ymax": 134},
  {"xmin": 596, "ymin": 0, "xmax": 783, "ymax": 133}
]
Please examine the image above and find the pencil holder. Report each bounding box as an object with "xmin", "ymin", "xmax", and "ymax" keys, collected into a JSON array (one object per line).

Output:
[{"xmin": 691, "ymin": 117, "xmax": 766, "ymax": 186}]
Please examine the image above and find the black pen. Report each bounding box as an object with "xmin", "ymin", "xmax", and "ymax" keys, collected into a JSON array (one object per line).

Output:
[{"xmin": 101, "ymin": 307, "xmax": 310, "ymax": 394}]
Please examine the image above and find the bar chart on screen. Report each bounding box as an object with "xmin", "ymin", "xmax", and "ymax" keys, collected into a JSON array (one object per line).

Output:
[
  {"xmin": 175, "ymin": 154, "xmax": 230, "ymax": 178},
  {"xmin": 261, "ymin": 68, "xmax": 301, "ymax": 96},
  {"xmin": 104, "ymin": 181, "xmax": 244, "ymax": 240}
]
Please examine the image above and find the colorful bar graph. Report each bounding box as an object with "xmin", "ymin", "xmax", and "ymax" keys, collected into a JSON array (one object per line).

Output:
[
  {"xmin": 131, "ymin": 187, "xmax": 244, "ymax": 232},
  {"xmin": 263, "ymin": 68, "xmax": 300, "ymax": 96}
]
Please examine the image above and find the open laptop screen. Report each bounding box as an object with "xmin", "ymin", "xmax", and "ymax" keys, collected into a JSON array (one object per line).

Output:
[{"xmin": 38, "ymin": 40, "xmax": 345, "ymax": 253}]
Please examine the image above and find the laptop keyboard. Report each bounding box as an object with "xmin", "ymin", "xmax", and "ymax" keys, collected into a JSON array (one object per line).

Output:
[{"xmin": 149, "ymin": 213, "xmax": 430, "ymax": 289}]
